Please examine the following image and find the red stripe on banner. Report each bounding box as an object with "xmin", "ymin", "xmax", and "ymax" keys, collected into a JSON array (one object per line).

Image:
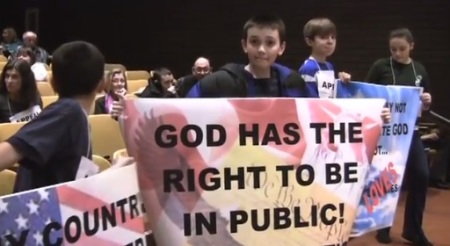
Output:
[{"xmin": 57, "ymin": 185, "xmax": 146, "ymax": 234}]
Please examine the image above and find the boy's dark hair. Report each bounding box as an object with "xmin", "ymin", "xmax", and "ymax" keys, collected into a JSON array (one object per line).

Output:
[
  {"xmin": 303, "ymin": 18, "xmax": 337, "ymax": 40},
  {"xmin": 389, "ymin": 28, "xmax": 414, "ymax": 44},
  {"xmin": 0, "ymin": 59, "xmax": 39, "ymax": 107},
  {"xmin": 16, "ymin": 47, "xmax": 37, "ymax": 64},
  {"xmin": 51, "ymin": 41, "xmax": 105, "ymax": 98},
  {"xmin": 242, "ymin": 14, "xmax": 286, "ymax": 43},
  {"xmin": 155, "ymin": 67, "xmax": 172, "ymax": 76}
]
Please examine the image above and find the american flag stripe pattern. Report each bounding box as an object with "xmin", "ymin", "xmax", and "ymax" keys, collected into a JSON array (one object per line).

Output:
[{"xmin": 0, "ymin": 165, "xmax": 147, "ymax": 246}]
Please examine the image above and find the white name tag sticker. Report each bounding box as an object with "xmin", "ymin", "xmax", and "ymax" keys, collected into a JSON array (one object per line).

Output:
[
  {"xmin": 75, "ymin": 156, "xmax": 100, "ymax": 180},
  {"xmin": 316, "ymin": 70, "xmax": 336, "ymax": 98},
  {"xmin": 9, "ymin": 105, "xmax": 42, "ymax": 123}
]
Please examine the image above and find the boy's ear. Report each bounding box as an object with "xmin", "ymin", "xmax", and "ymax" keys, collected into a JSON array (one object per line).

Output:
[
  {"xmin": 241, "ymin": 39, "xmax": 248, "ymax": 54},
  {"xmin": 278, "ymin": 41, "xmax": 286, "ymax": 56},
  {"xmin": 410, "ymin": 42, "xmax": 415, "ymax": 51},
  {"xmin": 305, "ymin": 37, "xmax": 314, "ymax": 47}
]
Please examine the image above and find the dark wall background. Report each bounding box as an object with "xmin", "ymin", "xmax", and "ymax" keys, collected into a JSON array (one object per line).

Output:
[{"xmin": 1, "ymin": 0, "xmax": 449, "ymax": 116}]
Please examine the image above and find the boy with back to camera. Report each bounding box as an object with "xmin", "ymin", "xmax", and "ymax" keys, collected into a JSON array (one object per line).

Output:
[
  {"xmin": 0, "ymin": 41, "xmax": 105, "ymax": 193},
  {"xmin": 298, "ymin": 17, "xmax": 352, "ymax": 98}
]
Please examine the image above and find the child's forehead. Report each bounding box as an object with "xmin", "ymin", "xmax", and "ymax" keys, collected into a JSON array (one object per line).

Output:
[{"xmin": 246, "ymin": 26, "xmax": 280, "ymax": 39}]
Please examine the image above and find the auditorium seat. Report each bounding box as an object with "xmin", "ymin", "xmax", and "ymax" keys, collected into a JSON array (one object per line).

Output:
[
  {"xmin": 127, "ymin": 70, "xmax": 150, "ymax": 80},
  {"xmin": 127, "ymin": 79, "xmax": 148, "ymax": 94},
  {"xmin": 88, "ymin": 114, "xmax": 125, "ymax": 158},
  {"xmin": 0, "ymin": 169, "xmax": 16, "ymax": 196},
  {"xmin": 37, "ymin": 82, "xmax": 55, "ymax": 96},
  {"xmin": 0, "ymin": 122, "xmax": 26, "ymax": 142},
  {"xmin": 41, "ymin": 95, "xmax": 58, "ymax": 108},
  {"xmin": 0, "ymin": 61, "xmax": 6, "ymax": 70}
]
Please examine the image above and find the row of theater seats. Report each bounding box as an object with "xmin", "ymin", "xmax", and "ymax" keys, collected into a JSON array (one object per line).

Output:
[
  {"xmin": 0, "ymin": 56, "xmax": 133, "ymax": 73},
  {"xmin": 0, "ymin": 68, "xmax": 150, "ymax": 81},
  {"xmin": 0, "ymin": 113, "xmax": 130, "ymax": 196},
  {"xmin": 36, "ymin": 79, "xmax": 148, "ymax": 97},
  {"xmin": 0, "ymin": 114, "xmax": 127, "ymax": 157}
]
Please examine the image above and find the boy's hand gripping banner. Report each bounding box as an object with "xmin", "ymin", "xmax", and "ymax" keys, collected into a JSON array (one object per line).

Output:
[
  {"xmin": 122, "ymin": 98, "xmax": 385, "ymax": 246},
  {"xmin": 337, "ymin": 82, "xmax": 422, "ymax": 236},
  {"xmin": 0, "ymin": 164, "xmax": 148, "ymax": 246}
]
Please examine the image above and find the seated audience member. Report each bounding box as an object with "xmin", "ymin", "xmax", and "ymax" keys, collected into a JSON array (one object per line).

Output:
[
  {"xmin": 16, "ymin": 46, "xmax": 48, "ymax": 81},
  {"xmin": 427, "ymin": 127, "xmax": 450, "ymax": 189},
  {"xmin": 0, "ymin": 59, "xmax": 42, "ymax": 123},
  {"xmin": 15, "ymin": 31, "xmax": 49, "ymax": 63},
  {"xmin": 138, "ymin": 68, "xmax": 178, "ymax": 98},
  {"xmin": 176, "ymin": 57, "xmax": 212, "ymax": 97},
  {"xmin": 0, "ymin": 41, "xmax": 105, "ymax": 192},
  {"xmin": 0, "ymin": 27, "xmax": 22, "ymax": 56},
  {"xmin": 94, "ymin": 68, "xmax": 127, "ymax": 115}
]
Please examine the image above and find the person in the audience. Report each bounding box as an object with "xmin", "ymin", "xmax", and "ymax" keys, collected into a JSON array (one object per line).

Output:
[
  {"xmin": 176, "ymin": 57, "xmax": 212, "ymax": 97},
  {"xmin": 365, "ymin": 28, "xmax": 433, "ymax": 246},
  {"xmin": 94, "ymin": 68, "xmax": 128, "ymax": 115},
  {"xmin": 160, "ymin": 67, "xmax": 175, "ymax": 85},
  {"xmin": 15, "ymin": 31, "xmax": 49, "ymax": 64},
  {"xmin": 138, "ymin": 68, "xmax": 178, "ymax": 98},
  {"xmin": 0, "ymin": 41, "xmax": 105, "ymax": 192},
  {"xmin": 298, "ymin": 17, "xmax": 351, "ymax": 98},
  {"xmin": 0, "ymin": 59, "xmax": 42, "ymax": 123},
  {"xmin": 16, "ymin": 46, "xmax": 48, "ymax": 81},
  {"xmin": 427, "ymin": 127, "xmax": 450, "ymax": 189},
  {"xmin": 0, "ymin": 27, "xmax": 22, "ymax": 56}
]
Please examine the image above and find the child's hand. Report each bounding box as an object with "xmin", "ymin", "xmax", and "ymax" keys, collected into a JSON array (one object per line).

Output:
[
  {"xmin": 338, "ymin": 72, "xmax": 352, "ymax": 83},
  {"xmin": 380, "ymin": 107, "xmax": 391, "ymax": 123},
  {"xmin": 115, "ymin": 88, "xmax": 127, "ymax": 97},
  {"xmin": 420, "ymin": 92, "xmax": 432, "ymax": 107},
  {"xmin": 167, "ymin": 85, "xmax": 176, "ymax": 94}
]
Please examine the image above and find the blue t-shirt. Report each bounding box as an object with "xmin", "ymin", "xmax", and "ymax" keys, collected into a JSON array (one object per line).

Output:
[
  {"xmin": 7, "ymin": 98, "xmax": 92, "ymax": 192},
  {"xmin": 298, "ymin": 58, "xmax": 335, "ymax": 97}
]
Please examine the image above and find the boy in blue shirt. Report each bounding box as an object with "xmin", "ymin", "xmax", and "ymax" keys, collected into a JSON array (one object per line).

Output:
[
  {"xmin": 187, "ymin": 14, "xmax": 309, "ymax": 98},
  {"xmin": 0, "ymin": 41, "xmax": 105, "ymax": 192},
  {"xmin": 298, "ymin": 17, "xmax": 351, "ymax": 98}
]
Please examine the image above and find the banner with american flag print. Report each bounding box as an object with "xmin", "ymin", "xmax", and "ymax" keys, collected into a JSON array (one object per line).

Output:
[
  {"xmin": 122, "ymin": 98, "xmax": 386, "ymax": 246},
  {"xmin": 0, "ymin": 164, "xmax": 148, "ymax": 246}
]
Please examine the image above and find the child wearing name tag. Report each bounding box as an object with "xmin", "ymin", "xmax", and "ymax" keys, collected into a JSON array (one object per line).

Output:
[
  {"xmin": 365, "ymin": 28, "xmax": 433, "ymax": 246},
  {"xmin": 0, "ymin": 41, "xmax": 105, "ymax": 193},
  {"xmin": 298, "ymin": 18, "xmax": 351, "ymax": 98},
  {"xmin": 0, "ymin": 59, "xmax": 42, "ymax": 123}
]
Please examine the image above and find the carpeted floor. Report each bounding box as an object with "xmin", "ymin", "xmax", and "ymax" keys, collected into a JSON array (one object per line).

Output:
[{"xmin": 350, "ymin": 188, "xmax": 450, "ymax": 246}]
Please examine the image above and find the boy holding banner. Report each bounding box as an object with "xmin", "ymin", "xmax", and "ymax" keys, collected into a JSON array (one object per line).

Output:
[
  {"xmin": 298, "ymin": 17, "xmax": 352, "ymax": 98},
  {"xmin": 366, "ymin": 28, "xmax": 433, "ymax": 246},
  {"xmin": 0, "ymin": 41, "xmax": 105, "ymax": 192},
  {"xmin": 185, "ymin": 14, "xmax": 390, "ymax": 122},
  {"xmin": 186, "ymin": 14, "xmax": 311, "ymax": 98}
]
